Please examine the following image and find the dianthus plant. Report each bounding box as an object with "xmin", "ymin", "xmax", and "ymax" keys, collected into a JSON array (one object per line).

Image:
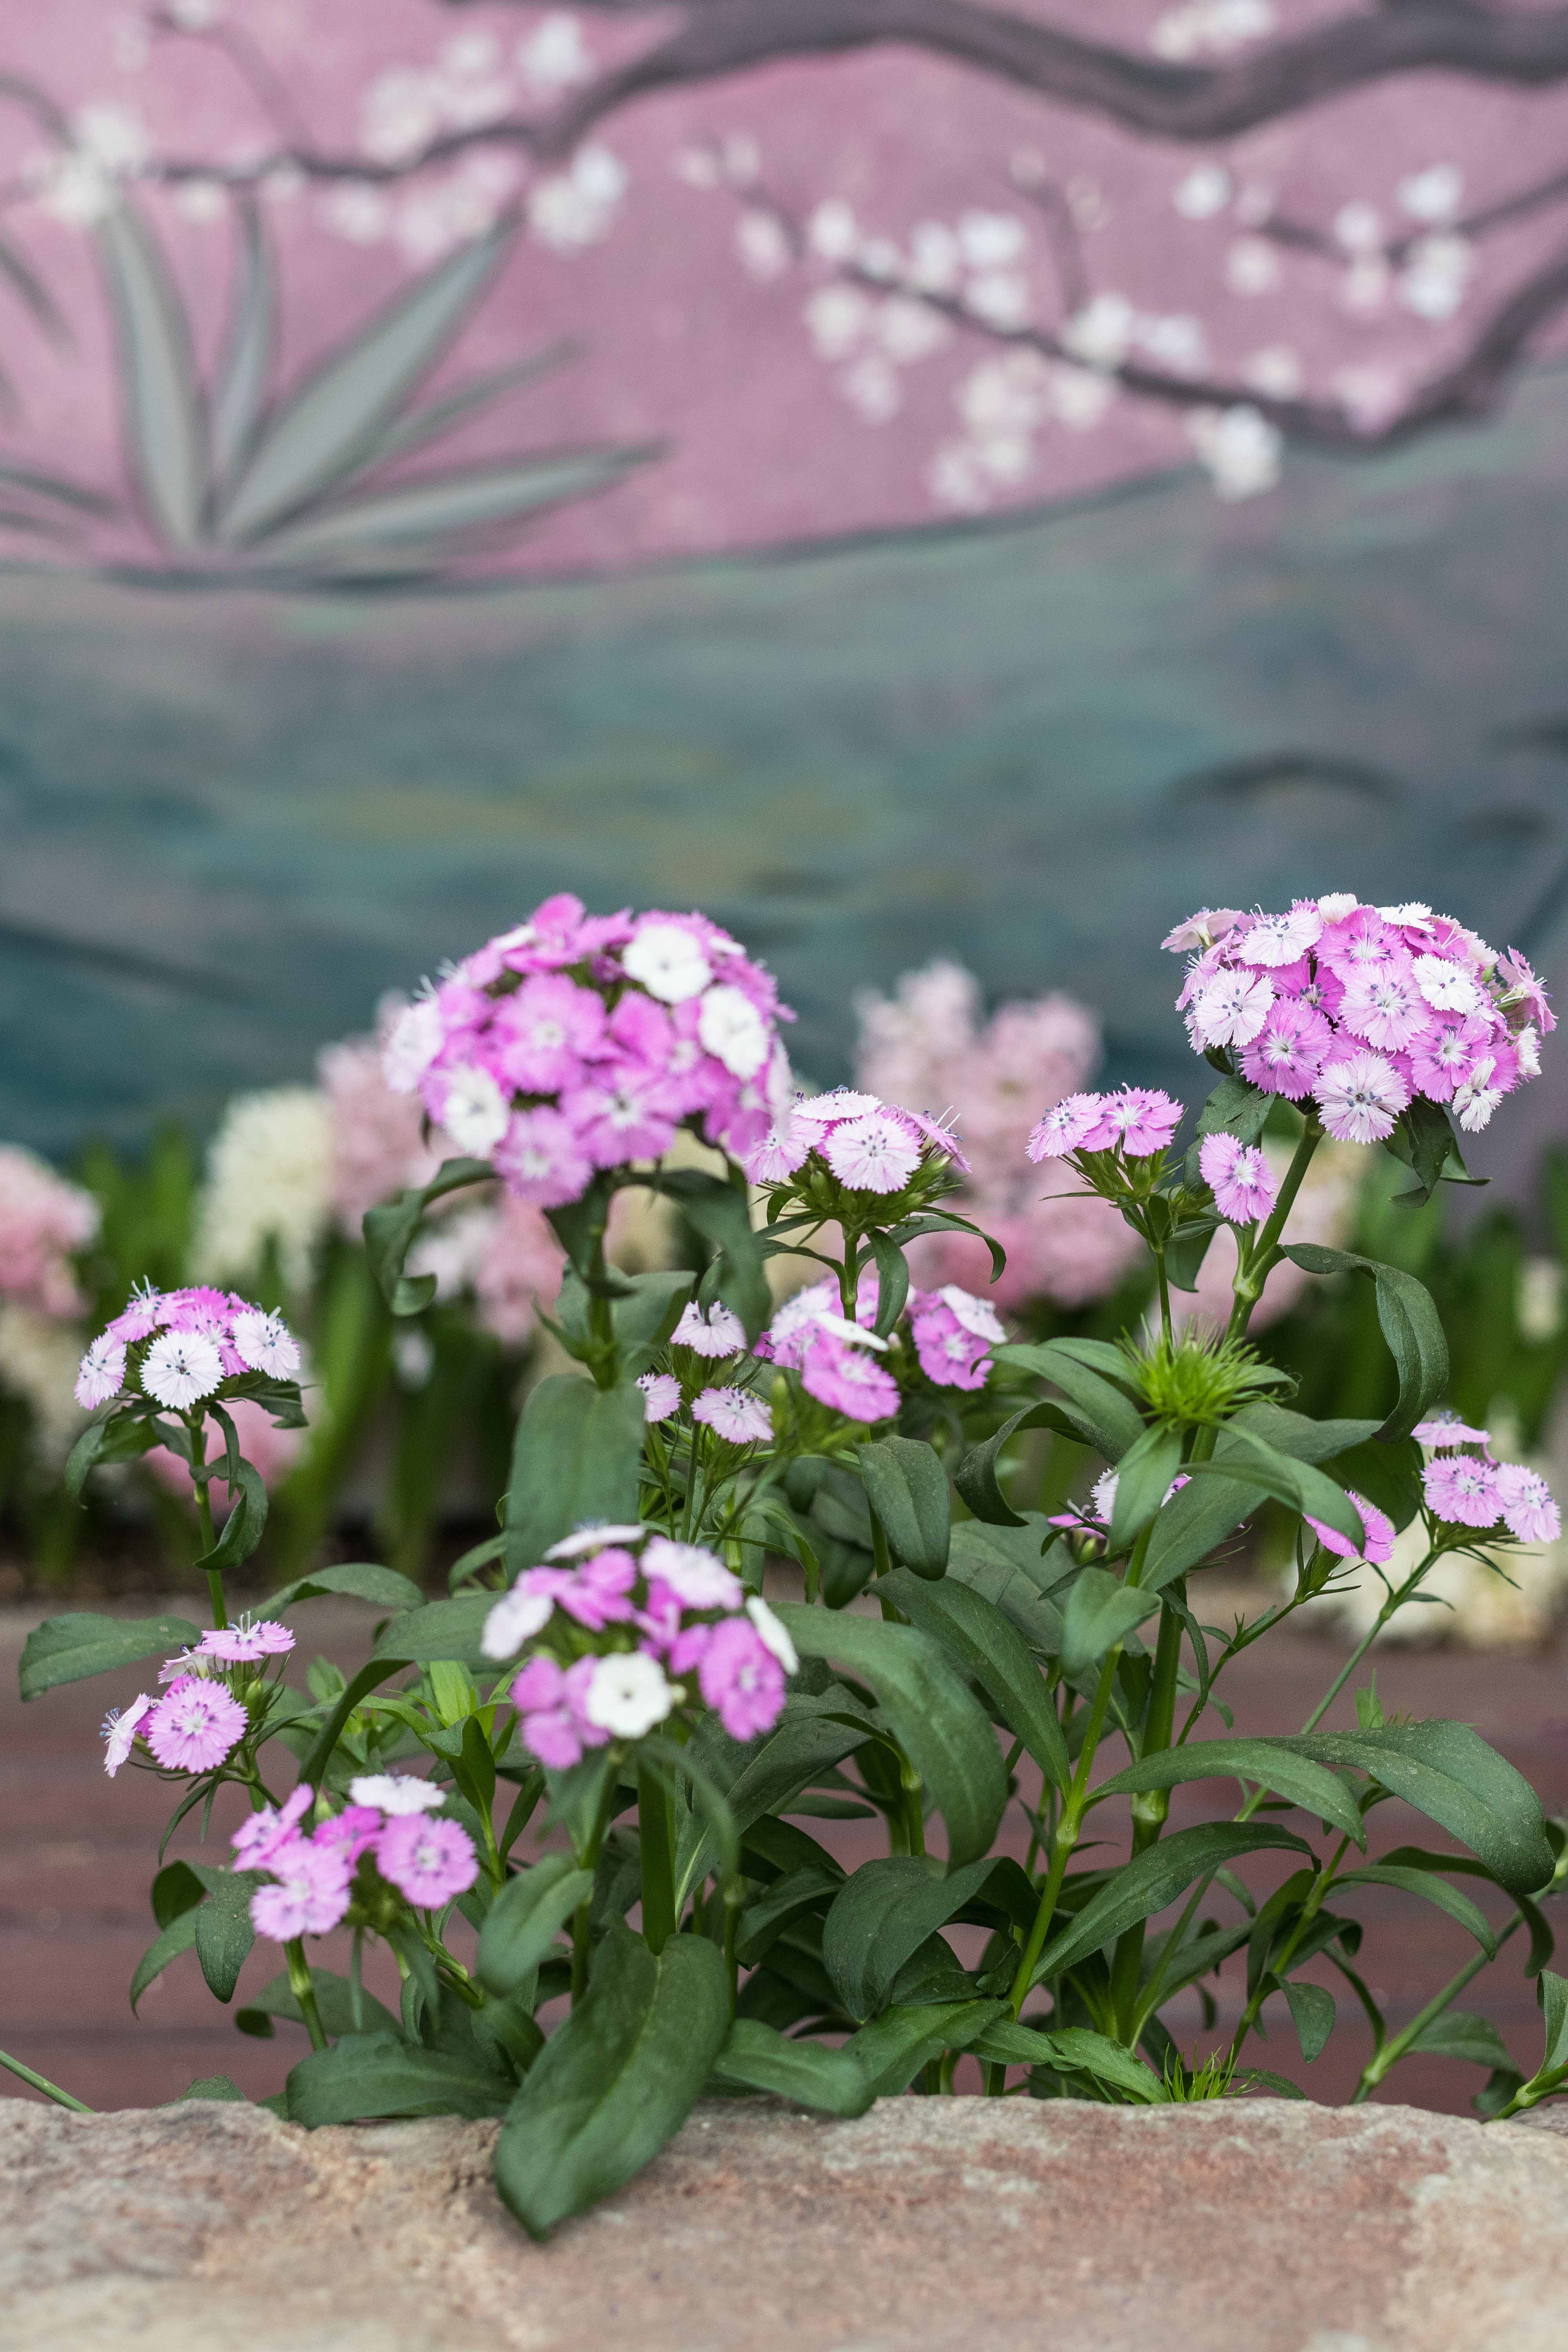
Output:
[{"xmin": 14, "ymin": 893, "xmax": 1568, "ymax": 2230}]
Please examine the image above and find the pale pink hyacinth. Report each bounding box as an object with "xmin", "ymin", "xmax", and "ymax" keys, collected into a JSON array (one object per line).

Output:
[
  {"xmin": 691, "ymin": 1386, "xmax": 773, "ymax": 1444},
  {"xmin": 318, "ymin": 1018, "xmax": 445, "ymax": 1231},
  {"xmin": 1423, "ymin": 1454, "xmax": 1502, "ymax": 1527},
  {"xmin": 1304, "ymin": 1490, "xmax": 1393, "ymax": 1564},
  {"xmin": 101, "ymin": 1693, "xmax": 153, "ymax": 1777},
  {"xmin": 0, "ymin": 1146, "xmax": 98, "ymax": 1320},
  {"xmin": 1166, "ymin": 897, "xmax": 1549, "ymax": 1139},
  {"xmin": 144, "ymin": 1678, "xmax": 248, "ymax": 1773},
  {"xmin": 638, "ymin": 1371, "xmax": 681, "ymax": 1422},
  {"xmin": 376, "ymin": 1813, "xmax": 480, "ymax": 1908},
  {"xmin": 386, "ymin": 895, "xmax": 792, "ymax": 1211},
  {"xmin": 1199, "ymin": 1133, "xmax": 1279, "ymax": 1225}
]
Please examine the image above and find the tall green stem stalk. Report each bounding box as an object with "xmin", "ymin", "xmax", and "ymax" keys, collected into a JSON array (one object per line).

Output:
[{"xmin": 0, "ymin": 2048, "xmax": 91, "ymax": 2111}]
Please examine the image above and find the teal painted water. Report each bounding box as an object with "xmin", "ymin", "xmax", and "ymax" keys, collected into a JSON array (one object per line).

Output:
[{"xmin": 5, "ymin": 367, "xmax": 1568, "ymax": 1156}]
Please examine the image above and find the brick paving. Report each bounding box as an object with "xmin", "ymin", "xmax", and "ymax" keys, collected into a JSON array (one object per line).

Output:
[{"xmin": 5, "ymin": 1600, "xmax": 1567, "ymax": 2116}]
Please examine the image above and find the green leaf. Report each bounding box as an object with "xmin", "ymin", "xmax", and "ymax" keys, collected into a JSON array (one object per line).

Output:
[
  {"xmin": 735, "ymin": 1866, "xmax": 844, "ymax": 1965},
  {"xmin": 1096, "ymin": 1737, "xmax": 1368, "ymax": 1847},
  {"xmin": 298, "ymin": 1655, "xmax": 413, "ymax": 1790},
  {"xmin": 856, "ymin": 1436, "xmax": 950, "ymax": 1577},
  {"xmin": 970, "ymin": 2019, "xmax": 1167, "ymax": 2101},
  {"xmin": 944, "ymin": 1517, "xmax": 1068, "ymax": 1655},
  {"xmin": 1290, "ymin": 1724, "xmax": 1552, "ymax": 1897},
  {"xmin": 265, "ymin": 1562, "xmax": 424, "ymax": 1615},
  {"xmin": 989, "ymin": 1341, "xmax": 1146, "ymax": 1461},
  {"xmin": 192, "ymin": 1460, "xmax": 269, "ymax": 1579},
  {"xmin": 881, "ymin": 1566, "xmax": 1069, "ymax": 1793},
  {"xmin": 363, "ymin": 1156, "xmax": 494, "ymax": 1315},
  {"xmin": 1407, "ymin": 2009, "xmax": 1513, "ymax": 2069},
  {"xmin": 19, "ymin": 1610, "xmax": 199, "ymax": 1701},
  {"xmin": 772, "ymin": 1605, "xmax": 1008, "ymax": 1867},
  {"xmin": 1059, "ymin": 1568, "xmax": 1161, "ymax": 1677},
  {"xmin": 362, "ymin": 338, "xmax": 578, "ymax": 467},
  {"xmin": 1325, "ymin": 1436, "xmax": 1425, "ymax": 1534},
  {"xmin": 844, "ymin": 1998, "xmax": 1005, "ymax": 2098},
  {"xmin": 677, "ymin": 1700, "xmax": 874, "ymax": 1894},
  {"xmin": 557, "ymin": 1265, "xmax": 694, "ymax": 1380},
  {"xmin": 653, "ymin": 1169, "xmax": 770, "ymax": 1343},
  {"xmin": 493, "ymin": 1926, "xmax": 731, "ymax": 2239},
  {"xmin": 1108, "ymin": 1426, "xmax": 1184, "ymax": 1553},
  {"xmin": 172, "ymin": 2074, "xmax": 247, "ymax": 2103},
  {"xmin": 1335, "ymin": 1865, "xmax": 1498, "ymax": 1956},
  {"xmin": 820, "ymin": 1856, "xmax": 998, "ymax": 2021},
  {"xmin": 1195, "ymin": 1074, "xmax": 1272, "ymax": 1148},
  {"xmin": 235, "ymin": 1968, "xmax": 399, "ymax": 2041},
  {"xmin": 953, "ymin": 1401, "xmax": 1067, "ymax": 1528},
  {"xmin": 1181, "ymin": 1427, "xmax": 1365, "ymax": 1552},
  {"xmin": 220, "ymin": 215, "xmax": 514, "ymax": 543},
  {"xmin": 502, "ymin": 1374, "xmax": 646, "ymax": 1580},
  {"xmin": 1385, "ymin": 1096, "xmax": 1482, "ymax": 1209},
  {"xmin": 286, "ymin": 2031, "xmax": 512, "ymax": 2126},
  {"xmin": 370, "ymin": 1596, "xmax": 495, "ymax": 1669},
  {"xmin": 859, "ymin": 1229, "xmax": 911, "ymax": 1338},
  {"xmin": 130, "ymin": 1910, "xmax": 199, "ymax": 2014},
  {"xmin": 709, "ymin": 2019, "xmax": 872, "ymax": 2115},
  {"xmin": 96, "ymin": 198, "xmax": 207, "ymax": 549},
  {"xmin": 1280, "ymin": 1979, "xmax": 1336, "ymax": 2063},
  {"xmin": 1279, "ymin": 1245, "xmax": 1449, "ymax": 1441},
  {"xmin": 151, "ymin": 1860, "xmax": 205, "ymax": 1930},
  {"xmin": 477, "ymin": 1856, "xmax": 594, "ymax": 1997},
  {"xmin": 1230, "ymin": 1403, "xmax": 1385, "ymax": 1466},
  {"xmin": 1033, "ymin": 1824, "xmax": 1313, "ymax": 1985},
  {"xmin": 191, "ymin": 1869, "xmax": 262, "ymax": 2004}
]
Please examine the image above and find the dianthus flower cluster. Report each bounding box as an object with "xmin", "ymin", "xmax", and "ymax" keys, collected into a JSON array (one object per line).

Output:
[
  {"xmin": 753, "ymin": 1269, "xmax": 1004, "ymax": 1417},
  {"xmin": 1164, "ymin": 899, "xmax": 1552, "ymax": 1141},
  {"xmin": 380, "ymin": 893, "xmax": 793, "ymax": 1209},
  {"xmin": 481, "ymin": 1523, "xmax": 800, "ymax": 1756},
  {"xmin": 1026, "ymin": 1087, "xmax": 1184, "ymax": 1163},
  {"xmin": 100, "ymin": 1614, "xmax": 299, "ymax": 1780},
  {"xmin": 231, "ymin": 1771, "xmax": 479, "ymax": 1940},
  {"xmin": 0, "ymin": 1145, "xmax": 98, "ymax": 1320},
  {"xmin": 74, "ymin": 1284, "xmax": 301, "ymax": 1413},
  {"xmin": 742, "ymin": 1086, "xmax": 967, "ymax": 1196},
  {"xmin": 1414, "ymin": 1413, "xmax": 1562, "ymax": 1544}
]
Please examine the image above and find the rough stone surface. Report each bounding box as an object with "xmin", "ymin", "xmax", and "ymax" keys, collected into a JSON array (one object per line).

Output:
[{"xmin": 4, "ymin": 2098, "xmax": 1568, "ymax": 2352}]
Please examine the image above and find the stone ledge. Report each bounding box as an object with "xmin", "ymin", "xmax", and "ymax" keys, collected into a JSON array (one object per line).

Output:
[{"xmin": 4, "ymin": 2095, "xmax": 1568, "ymax": 2352}]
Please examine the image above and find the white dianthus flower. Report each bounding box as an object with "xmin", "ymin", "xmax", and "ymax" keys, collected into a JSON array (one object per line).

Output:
[{"xmin": 190, "ymin": 1087, "xmax": 335, "ymax": 1292}]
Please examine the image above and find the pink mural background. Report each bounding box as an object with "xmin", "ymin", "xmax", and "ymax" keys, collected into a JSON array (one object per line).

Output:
[{"xmin": 6, "ymin": 0, "xmax": 1568, "ymax": 573}]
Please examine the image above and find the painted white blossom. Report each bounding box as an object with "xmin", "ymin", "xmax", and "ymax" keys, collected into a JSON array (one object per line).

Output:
[
  {"xmin": 1397, "ymin": 164, "xmax": 1463, "ymax": 224},
  {"xmin": 528, "ymin": 146, "xmax": 626, "ymax": 250},
  {"xmin": 1187, "ymin": 404, "xmax": 1282, "ymax": 500},
  {"xmin": 1225, "ymin": 237, "xmax": 1280, "ymax": 296},
  {"xmin": 517, "ymin": 13, "xmax": 595, "ymax": 94},
  {"xmin": 1173, "ymin": 165, "xmax": 1231, "ymax": 220}
]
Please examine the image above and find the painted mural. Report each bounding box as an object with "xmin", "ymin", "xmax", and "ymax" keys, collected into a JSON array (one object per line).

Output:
[{"xmin": 4, "ymin": 0, "xmax": 1568, "ymax": 1176}]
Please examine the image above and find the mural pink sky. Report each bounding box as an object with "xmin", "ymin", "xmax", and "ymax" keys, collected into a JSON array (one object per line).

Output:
[{"xmin": 7, "ymin": 0, "xmax": 1568, "ymax": 575}]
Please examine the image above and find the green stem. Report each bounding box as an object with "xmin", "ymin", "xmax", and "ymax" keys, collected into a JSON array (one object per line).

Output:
[
  {"xmin": 192, "ymin": 1434, "xmax": 226, "ymax": 1628},
  {"xmin": 1224, "ymin": 1120, "xmax": 1322, "ymax": 1343},
  {"xmin": 637, "ymin": 1758, "xmax": 677, "ymax": 1955},
  {"xmin": 0, "ymin": 2047, "xmax": 92, "ymax": 2111},
  {"xmin": 1296, "ymin": 1549, "xmax": 1441, "ymax": 1739},
  {"xmin": 285, "ymin": 1938, "xmax": 329, "ymax": 2052},
  {"xmin": 586, "ymin": 1224, "xmax": 617, "ymax": 1390},
  {"xmin": 570, "ymin": 1764, "xmax": 621, "ymax": 2005},
  {"xmin": 1227, "ymin": 1833, "xmax": 1350, "ymax": 2063},
  {"xmin": 1152, "ymin": 1247, "xmax": 1173, "ymax": 1346},
  {"xmin": 1354, "ymin": 1916, "xmax": 1519, "ymax": 2104},
  {"xmin": 1108, "ymin": 1599, "xmax": 1183, "ymax": 2036},
  {"xmin": 350, "ymin": 1930, "xmax": 367, "ymax": 2034},
  {"xmin": 1008, "ymin": 1644, "xmax": 1123, "ymax": 2018}
]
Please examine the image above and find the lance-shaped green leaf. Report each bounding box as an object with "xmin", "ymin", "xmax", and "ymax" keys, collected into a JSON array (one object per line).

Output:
[
  {"xmin": 856, "ymin": 1436, "xmax": 950, "ymax": 1578},
  {"xmin": 1033, "ymin": 1824, "xmax": 1314, "ymax": 1985},
  {"xmin": 1334, "ymin": 1864, "xmax": 1497, "ymax": 1956},
  {"xmin": 1195, "ymin": 1073, "xmax": 1272, "ymax": 1147},
  {"xmin": 173, "ymin": 1866, "xmax": 263, "ymax": 2004},
  {"xmin": 130, "ymin": 1910, "xmax": 200, "ymax": 2014},
  {"xmin": 265, "ymin": 1562, "xmax": 425, "ymax": 1615},
  {"xmin": 844, "ymin": 1998, "xmax": 1005, "ymax": 2097},
  {"xmin": 363, "ymin": 1156, "xmax": 495, "ymax": 1314},
  {"xmin": 477, "ymin": 1855, "xmax": 594, "ymax": 1997},
  {"xmin": 970, "ymin": 2018, "xmax": 1167, "ymax": 2101},
  {"xmin": 989, "ymin": 1341, "xmax": 1146, "ymax": 1461},
  {"xmin": 676, "ymin": 1697, "xmax": 876, "ymax": 1895},
  {"xmin": 1180, "ymin": 1425, "xmax": 1365, "ymax": 1552},
  {"xmin": 236, "ymin": 1968, "xmax": 399, "ymax": 2041},
  {"xmin": 944, "ymin": 1517, "xmax": 1068, "ymax": 1655},
  {"xmin": 772, "ymin": 1606, "xmax": 1007, "ymax": 1866},
  {"xmin": 1279, "ymin": 1245, "xmax": 1448, "ymax": 1441},
  {"xmin": 954, "ymin": 1401, "xmax": 1074, "ymax": 1528},
  {"xmin": 493, "ymin": 1926, "xmax": 730, "ymax": 2239},
  {"xmin": 882, "ymin": 1566, "xmax": 1069, "ymax": 1792},
  {"xmin": 1059, "ymin": 1568, "xmax": 1161, "ymax": 1676},
  {"xmin": 502, "ymin": 1373, "xmax": 645, "ymax": 1579},
  {"xmin": 298, "ymin": 1655, "xmax": 413, "ymax": 1790},
  {"xmin": 860, "ymin": 1230, "xmax": 910, "ymax": 1338},
  {"xmin": 1289, "ymin": 1724, "xmax": 1552, "ymax": 1897},
  {"xmin": 708, "ymin": 2020, "xmax": 872, "ymax": 2115},
  {"xmin": 19, "ymin": 1610, "xmax": 200, "ymax": 1701},
  {"xmin": 1280, "ymin": 1980, "xmax": 1336, "ymax": 2063},
  {"xmin": 370, "ymin": 1595, "xmax": 495, "ymax": 1669},
  {"xmin": 821, "ymin": 1855, "xmax": 1001, "ymax": 2021},
  {"xmin": 556, "ymin": 1265, "xmax": 694, "ymax": 1380},
  {"xmin": 1095, "ymin": 1736, "xmax": 1368, "ymax": 1846},
  {"xmin": 1108, "ymin": 1425, "xmax": 1184, "ymax": 1553},
  {"xmin": 735, "ymin": 1866, "xmax": 844, "ymax": 1965},
  {"xmin": 1384, "ymin": 1096, "xmax": 1484, "ymax": 1209},
  {"xmin": 212, "ymin": 192, "xmax": 274, "ymax": 483},
  {"xmin": 255, "ymin": 446, "xmax": 654, "ymax": 568},
  {"xmin": 287, "ymin": 2031, "xmax": 512, "ymax": 2126},
  {"xmin": 1406, "ymin": 2009, "xmax": 1513, "ymax": 2069}
]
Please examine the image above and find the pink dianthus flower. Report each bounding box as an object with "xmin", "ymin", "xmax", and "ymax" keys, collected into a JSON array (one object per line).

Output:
[
  {"xmin": 1199, "ymin": 1133, "xmax": 1278, "ymax": 1225},
  {"xmin": 1238, "ymin": 996, "xmax": 1333, "ymax": 1099},
  {"xmin": 638, "ymin": 1371, "xmax": 681, "ymax": 1423},
  {"xmin": 1495, "ymin": 1464, "xmax": 1561, "ymax": 1546},
  {"xmin": 1026, "ymin": 1093, "xmax": 1102, "ymax": 1161},
  {"xmin": 492, "ymin": 1106, "xmax": 595, "ymax": 1208},
  {"xmin": 198, "ymin": 1615, "xmax": 294, "ymax": 1665},
  {"xmin": 698, "ymin": 1617, "xmax": 787, "ymax": 1740},
  {"xmin": 250, "ymin": 1840, "xmax": 355, "ymax": 1940},
  {"xmin": 231, "ymin": 1785, "xmax": 313, "ymax": 1871},
  {"xmin": 798, "ymin": 1328, "xmax": 900, "ymax": 1421},
  {"xmin": 1081, "ymin": 1087, "xmax": 1182, "ymax": 1157},
  {"xmin": 692, "ymin": 1386, "xmax": 774, "ymax": 1444},
  {"xmin": 1423, "ymin": 1454, "xmax": 1501, "ymax": 1528},
  {"xmin": 1303, "ymin": 1489, "xmax": 1393, "ymax": 1564},
  {"xmin": 101, "ymin": 1692, "xmax": 153, "ymax": 1777},
  {"xmin": 1314, "ymin": 1051, "xmax": 1410, "ymax": 1145},
  {"xmin": 821, "ymin": 1109, "xmax": 922, "ymax": 1194},
  {"xmin": 376, "ymin": 1813, "xmax": 480, "ymax": 1908},
  {"xmin": 145, "ymin": 1678, "xmax": 248, "ymax": 1773},
  {"xmin": 513, "ymin": 1653, "xmax": 607, "ymax": 1769}
]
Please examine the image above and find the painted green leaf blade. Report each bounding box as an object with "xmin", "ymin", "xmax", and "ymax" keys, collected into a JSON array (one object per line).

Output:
[
  {"xmin": 857, "ymin": 1436, "xmax": 950, "ymax": 1577},
  {"xmin": 362, "ymin": 338, "xmax": 579, "ymax": 467},
  {"xmin": 502, "ymin": 1373, "xmax": 646, "ymax": 1579},
  {"xmin": 493, "ymin": 1926, "xmax": 730, "ymax": 2240},
  {"xmin": 211, "ymin": 193, "xmax": 274, "ymax": 483},
  {"xmin": 265, "ymin": 1562, "xmax": 424, "ymax": 1615},
  {"xmin": 477, "ymin": 1857, "xmax": 594, "ymax": 1998},
  {"xmin": 1096, "ymin": 1737, "xmax": 1368, "ymax": 1847},
  {"xmin": 286, "ymin": 2031, "xmax": 512, "ymax": 2125},
  {"xmin": 1292, "ymin": 1725, "xmax": 1553, "ymax": 1897},
  {"xmin": 95, "ymin": 198, "xmax": 207, "ymax": 549},
  {"xmin": 844, "ymin": 1998, "xmax": 1005, "ymax": 2098},
  {"xmin": 220, "ymin": 215, "xmax": 514, "ymax": 543},
  {"xmin": 254, "ymin": 446, "xmax": 657, "ymax": 566},
  {"xmin": 773, "ymin": 1605, "xmax": 1008, "ymax": 1866},
  {"xmin": 1034, "ymin": 1824, "xmax": 1313, "ymax": 1985},
  {"xmin": 820, "ymin": 1855, "xmax": 996, "ymax": 2022},
  {"xmin": 882, "ymin": 1566, "xmax": 1069, "ymax": 1792},
  {"xmin": 1336, "ymin": 1864, "xmax": 1497, "ymax": 1957},
  {"xmin": 129, "ymin": 1910, "xmax": 199, "ymax": 2015},
  {"xmin": 709, "ymin": 2019, "xmax": 872, "ymax": 2115},
  {"xmin": 19, "ymin": 1610, "xmax": 200, "ymax": 1700}
]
